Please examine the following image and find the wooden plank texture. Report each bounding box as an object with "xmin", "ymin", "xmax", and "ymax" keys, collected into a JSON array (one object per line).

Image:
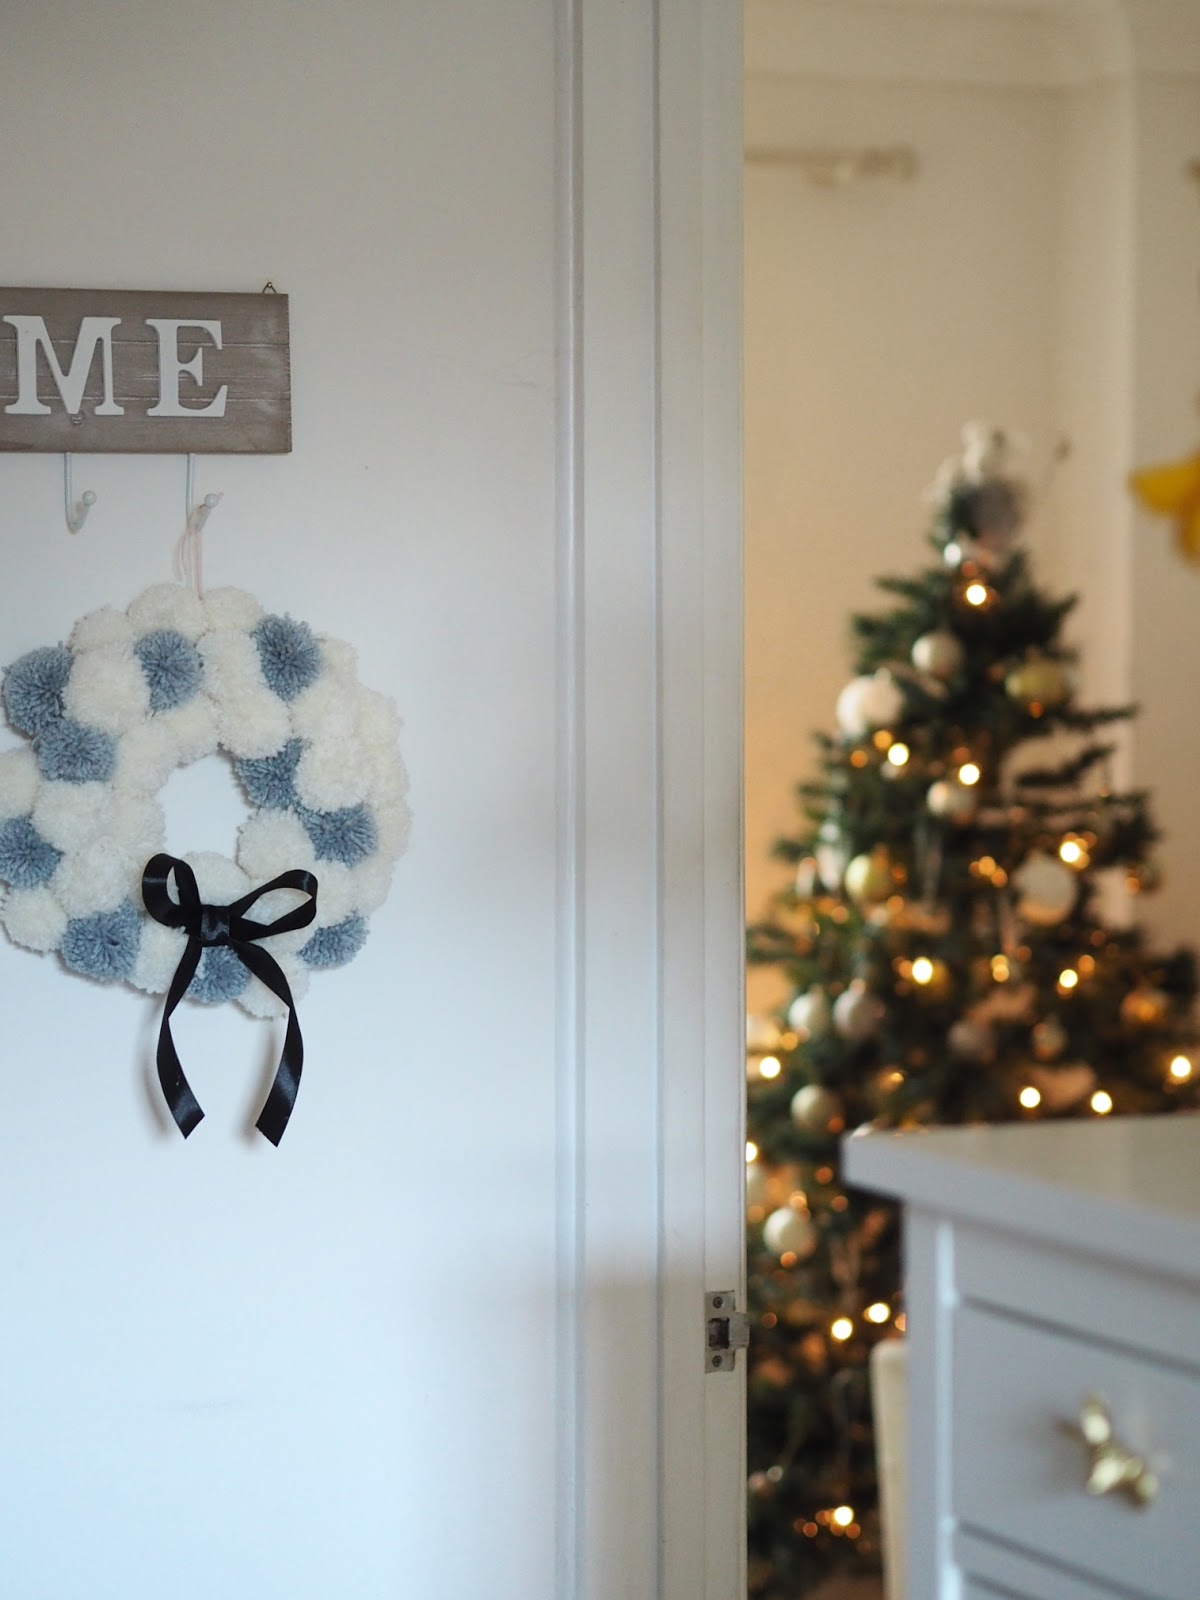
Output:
[{"xmin": 0, "ymin": 286, "xmax": 290, "ymax": 453}]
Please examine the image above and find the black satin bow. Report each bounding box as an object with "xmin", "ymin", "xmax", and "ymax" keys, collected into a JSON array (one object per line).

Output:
[{"xmin": 141, "ymin": 853, "xmax": 318, "ymax": 1145}]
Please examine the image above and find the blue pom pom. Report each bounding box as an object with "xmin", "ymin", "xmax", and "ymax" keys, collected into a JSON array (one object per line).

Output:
[
  {"xmin": 235, "ymin": 738, "xmax": 303, "ymax": 809},
  {"xmin": 3, "ymin": 645, "xmax": 71, "ymax": 735},
  {"xmin": 60, "ymin": 900, "xmax": 140, "ymax": 983},
  {"xmin": 0, "ymin": 817, "xmax": 62, "ymax": 888},
  {"xmin": 187, "ymin": 945, "xmax": 250, "ymax": 1003},
  {"xmin": 135, "ymin": 629, "xmax": 203, "ymax": 711},
  {"xmin": 254, "ymin": 614, "xmax": 322, "ymax": 702},
  {"xmin": 35, "ymin": 718, "xmax": 117, "ymax": 784},
  {"xmin": 301, "ymin": 915, "xmax": 368, "ymax": 969},
  {"xmin": 299, "ymin": 803, "xmax": 377, "ymax": 866}
]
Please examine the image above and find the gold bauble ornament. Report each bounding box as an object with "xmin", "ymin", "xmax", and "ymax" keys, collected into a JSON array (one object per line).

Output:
[
  {"xmin": 911, "ymin": 629, "xmax": 965, "ymax": 680},
  {"xmin": 1120, "ymin": 986, "xmax": 1169, "ymax": 1028},
  {"xmin": 1005, "ymin": 656, "xmax": 1071, "ymax": 711},
  {"xmin": 787, "ymin": 987, "xmax": 831, "ymax": 1039},
  {"xmin": 927, "ymin": 778, "xmax": 977, "ymax": 825},
  {"xmin": 844, "ymin": 847, "xmax": 895, "ymax": 906},
  {"xmin": 832, "ymin": 984, "xmax": 885, "ymax": 1041}
]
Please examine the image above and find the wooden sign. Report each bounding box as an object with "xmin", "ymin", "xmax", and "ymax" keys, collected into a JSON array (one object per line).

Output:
[{"xmin": 0, "ymin": 288, "xmax": 291, "ymax": 454}]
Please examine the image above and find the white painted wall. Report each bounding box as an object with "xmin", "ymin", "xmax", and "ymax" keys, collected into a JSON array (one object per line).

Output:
[
  {"xmin": 745, "ymin": 0, "xmax": 1200, "ymax": 1011},
  {"xmin": 0, "ymin": 5, "xmax": 745, "ymax": 1597}
]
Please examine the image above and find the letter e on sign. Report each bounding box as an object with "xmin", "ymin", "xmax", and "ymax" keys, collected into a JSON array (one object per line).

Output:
[{"xmin": 0, "ymin": 288, "xmax": 290, "ymax": 453}]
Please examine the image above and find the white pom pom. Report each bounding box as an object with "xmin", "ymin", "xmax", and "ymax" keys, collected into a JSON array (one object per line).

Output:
[
  {"xmin": 52, "ymin": 838, "xmax": 135, "ymax": 916},
  {"xmin": 202, "ymin": 587, "xmax": 263, "ymax": 635},
  {"xmin": 131, "ymin": 920, "xmax": 187, "ymax": 994},
  {"xmin": 183, "ymin": 851, "xmax": 250, "ymax": 904},
  {"xmin": 127, "ymin": 583, "xmax": 207, "ymax": 642},
  {"xmin": 70, "ymin": 605, "xmax": 135, "ymax": 653},
  {"xmin": 311, "ymin": 861, "xmax": 358, "ymax": 925},
  {"xmin": 109, "ymin": 793, "xmax": 166, "ymax": 860},
  {"xmin": 363, "ymin": 744, "xmax": 410, "ymax": 810},
  {"xmin": 350, "ymin": 854, "xmax": 394, "ymax": 915},
  {"xmin": 33, "ymin": 781, "xmax": 114, "ymax": 852},
  {"xmin": 199, "ymin": 629, "xmax": 264, "ymax": 701},
  {"xmin": 2, "ymin": 886, "xmax": 68, "ymax": 951},
  {"xmin": 158, "ymin": 697, "xmax": 220, "ymax": 764},
  {"xmin": 355, "ymin": 687, "xmax": 400, "ymax": 747},
  {"xmin": 217, "ymin": 686, "xmax": 292, "ymax": 760},
  {"xmin": 0, "ymin": 748, "xmax": 39, "ymax": 820},
  {"xmin": 373, "ymin": 798, "xmax": 412, "ymax": 861},
  {"xmin": 239, "ymin": 951, "xmax": 310, "ymax": 1019},
  {"xmin": 320, "ymin": 637, "xmax": 359, "ymax": 679},
  {"xmin": 237, "ymin": 810, "xmax": 314, "ymax": 883},
  {"xmin": 113, "ymin": 719, "xmax": 181, "ymax": 796},
  {"xmin": 289, "ymin": 674, "xmax": 348, "ymax": 743},
  {"xmin": 64, "ymin": 645, "xmax": 150, "ymax": 735},
  {"xmin": 294, "ymin": 739, "xmax": 369, "ymax": 810}
]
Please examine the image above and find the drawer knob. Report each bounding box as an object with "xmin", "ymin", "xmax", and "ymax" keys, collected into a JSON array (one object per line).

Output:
[{"xmin": 1074, "ymin": 1396, "xmax": 1159, "ymax": 1508}]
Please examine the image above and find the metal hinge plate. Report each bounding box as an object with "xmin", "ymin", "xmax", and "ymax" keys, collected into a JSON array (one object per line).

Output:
[{"xmin": 705, "ymin": 1289, "xmax": 750, "ymax": 1372}]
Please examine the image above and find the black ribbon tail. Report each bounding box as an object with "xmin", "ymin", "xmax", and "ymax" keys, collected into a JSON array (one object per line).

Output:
[
  {"xmin": 237, "ymin": 942, "xmax": 305, "ymax": 1148},
  {"xmin": 155, "ymin": 935, "xmax": 206, "ymax": 1138}
]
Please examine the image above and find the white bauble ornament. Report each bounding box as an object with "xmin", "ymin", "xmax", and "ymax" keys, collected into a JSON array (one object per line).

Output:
[
  {"xmin": 911, "ymin": 630, "xmax": 965, "ymax": 680},
  {"xmin": 790, "ymin": 1083, "xmax": 842, "ymax": 1135},
  {"xmin": 815, "ymin": 821, "xmax": 846, "ymax": 891},
  {"xmin": 1027, "ymin": 1061, "xmax": 1096, "ymax": 1112},
  {"xmin": 833, "ymin": 986, "xmax": 884, "ymax": 1042},
  {"xmin": 763, "ymin": 1206, "xmax": 819, "ymax": 1261},
  {"xmin": 787, "ymin": 988, "xmax": 831, "ymax": 1039},
  {"xmin": 948, "ymin": 1019, "xmax": 995, "ymax": 1062},
  {"xmin": 844, "ymin": 847, "xmax": 894, "ymax": 906},
  {"xmin": 1013, "ymin": 851, "xmax": 1077, "ymax": 926},
  {"xmin": 927, "ymin": 779, "xmax": 977, "ymax": 825},
  {"xmin": 835, "ymin": 671, "xmax": 904, "ymax": 739}
]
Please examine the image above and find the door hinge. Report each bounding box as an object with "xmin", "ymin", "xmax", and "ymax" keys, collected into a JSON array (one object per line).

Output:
[{"xmin": 705, "ymin": 1289, "xmax": 750, "ymax": 1372}]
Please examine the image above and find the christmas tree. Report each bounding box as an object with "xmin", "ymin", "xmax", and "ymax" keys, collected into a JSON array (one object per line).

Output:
[{"xmin": 744, "ymin": 424, "xmax": 1199, "ymax": 1597}]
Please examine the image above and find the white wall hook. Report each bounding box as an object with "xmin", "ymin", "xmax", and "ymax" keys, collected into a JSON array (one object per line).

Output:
[{"xmin": 63, "ymin": 454, "xmax": 97, "ymax": 534}]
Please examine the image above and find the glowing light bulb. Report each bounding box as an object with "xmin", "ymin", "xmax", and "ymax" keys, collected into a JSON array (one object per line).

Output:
[
  {"xmin": 1170, "ymin": 1054, "xmax": 1194, "ymax": 1082},
  {"xmin": 1019, "ymin": 1086, "xmax": 1042, "ymax": 1109},
  {"xmin": 1060, "ymin": 840, "xmax": 1083, "ymax": 865},
  {"xmin": 830, "ymin": 1317, "xmax": 854, "ymax": 1342},
  {"xmin": 746, "ymin": 1141, "xmax": 759, "ymax": 1163},
  {"xmin": 1058, "ymin": 968, "xmax": 1079, "ymax": 991},
  {"xmin": 760, "ymin": 1055, "xmax": 781, "ymax": 1080},
  {"xmin": 831, "ymin": 1505, "xmax": 854, "ymax": 1528},
  {"xmin": 958, "ymin": 762, "xmax": 981, "ymax": 786},
  {"xmin": 964, "ymin": 582, "xmax": 989, "ymax": 607},
  {"xmin": 865, "ymin": 1302, "xmax": 890, "ymax": 1324},
  {"xmin": 911, "ymin": 956, "xmax": 935, "ymax": 986},
  {"xmin": 886, "ymin": 742, "xmax": 911, "ymax": 767},
  {"xmin": 1091, "ymin": 1090, "xmax": 1114, "ymax": 1115},
  {"xmin": 991, "ymin": 954, "xmax": 1010, "ymax": 982}
]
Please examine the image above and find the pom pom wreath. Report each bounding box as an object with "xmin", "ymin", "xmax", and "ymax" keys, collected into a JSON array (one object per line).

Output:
[
  {"xmin": 301, "ymin": 915, "xmax": 367, "ymax": 968},
  {"xmin": 0, "ymin": 583, "xmax": 409, "ymax": 1015},
  {"xmin": 134, "ymin": 630, "xmax": 204, "ymax": 711},
  {"xmin": 63, "ymin": 645, "xmax": 150, "ymax": 735},
  {"xmin": 299, "ymin": 802, "xmax": 377, "ymax": 867},
  {"xmin": 4, "ymin": 645, "xmax": 72, "ymax": 735},
  {"xmin": 60, "ymin": 900, "xmax": 141, "ymax": 982},
  {"xmin": 0, "ymin": 748, "xmax": 39, "ymax": 820},
  {"xmin": 127, "ymin": 582, "xmax": 207, "ymax": 642},
  {"xmin": 254, "ymin": 614, "xmax": 323, "ymax": 702},
  {"xmin": 36, "ymin": 718, "xmax": 117, "ymax": 784},
  {"xmin": 0, "ymin": 816, "xmax": 62, "ymax": 888},
  {"xmin": 2, "ymin": 885, "xmax": 68, "ymax": 952}
]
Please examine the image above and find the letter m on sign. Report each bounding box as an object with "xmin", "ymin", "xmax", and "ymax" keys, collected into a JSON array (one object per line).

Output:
[{"xmin": 3, "ymin": 316, "xmax": 124, "ymax": 417}]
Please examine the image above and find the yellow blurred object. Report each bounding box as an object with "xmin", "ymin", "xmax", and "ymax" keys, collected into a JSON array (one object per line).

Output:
[{"xmin": 1129, "ymin": 452, "xmax": 1200, "ymax": 561}]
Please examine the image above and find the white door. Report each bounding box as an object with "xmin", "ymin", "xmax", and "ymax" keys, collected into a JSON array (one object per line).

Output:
[{"xmin": 0, "ymin": 4, "xmax": 743, "ymax": 1597}]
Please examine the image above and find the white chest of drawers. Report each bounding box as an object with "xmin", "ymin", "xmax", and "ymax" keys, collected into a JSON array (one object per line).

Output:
[{"xmin": 844, "ymin": 1114, "xmax": 1200, "ymax": 1600}]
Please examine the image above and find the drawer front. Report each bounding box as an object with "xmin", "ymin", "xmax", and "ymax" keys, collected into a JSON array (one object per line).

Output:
[{"xmin": 952, "ymin": 1303, "xmax": 1199, "ymax": 1600}]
